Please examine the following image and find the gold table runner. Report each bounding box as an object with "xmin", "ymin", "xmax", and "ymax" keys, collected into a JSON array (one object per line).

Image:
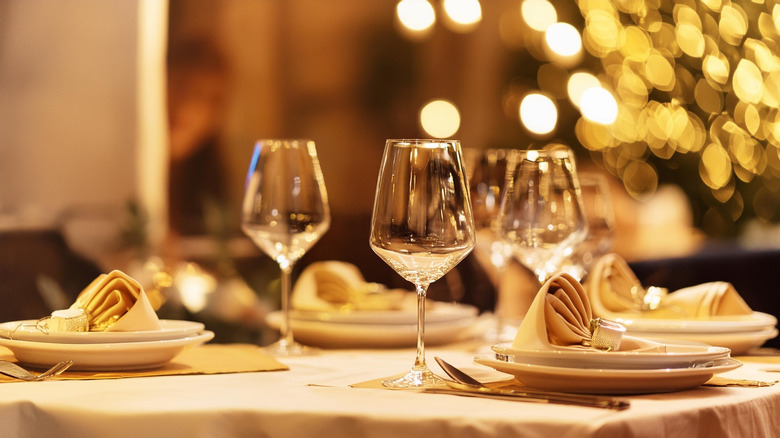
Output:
[{"xmin": 0, "ymin": 343, "xmax": 288, "ymax": 382}]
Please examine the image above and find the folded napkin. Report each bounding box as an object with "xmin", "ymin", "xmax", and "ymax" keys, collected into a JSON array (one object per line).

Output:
[
  {"xmin": 584, "ymin": 253, "xmax": 752, "ymax": 320},
  {"xmin": 512, "ymin": 273, "xmax": 664, "ymax": 352},
  {"xmin": 292, "ymin": 261, "xmax": 406, "ymax": 311},
  {"xmin": 66, "ymin": 270, "xmax": 161, "ymax": 332}
]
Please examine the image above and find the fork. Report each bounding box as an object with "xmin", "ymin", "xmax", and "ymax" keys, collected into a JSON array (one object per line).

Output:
[{"xmin": 0, "ymin": 360, "xmax": 74, "ymax": 381}]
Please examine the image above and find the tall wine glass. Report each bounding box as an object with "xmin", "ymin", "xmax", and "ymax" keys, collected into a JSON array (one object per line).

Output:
[
  {"xmin": 561, "ymin": 172, "xmax": 616, "ymax": 280},
  {"xmin": 369, "ymin": 139, "xmax": 475, "ymax": 388},
  {"xmin": 498, "ymin": 148, "xmax": 587, "ymax": 284},
  {"xmin": 242, "ymin": 139, "xmax": 330, "ymax": 356},
  {"xmin": 465, "ymin": 148, "xmax": 515, "ymax": 340}
]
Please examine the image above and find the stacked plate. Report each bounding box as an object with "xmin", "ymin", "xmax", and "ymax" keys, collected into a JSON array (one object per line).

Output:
[
  {"xmin": 615, "ymin": 311, "xmax": 778, "ymax": 355},
  {"xmin": 0, "ymin": 320, "xmax": 213, "ymax": 371},
  {"xmin": 266, "ymin": 301, "xmax": 480, "ymax": 348},
  {"xmin": 475, "ymin": 342, "xmax": 741, "ymax": 394}
]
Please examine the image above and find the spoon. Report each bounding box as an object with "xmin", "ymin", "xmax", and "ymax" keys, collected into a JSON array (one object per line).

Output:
[{"xmin": 433, "ymin": 357, "xmax": 630, "ymax": 410}]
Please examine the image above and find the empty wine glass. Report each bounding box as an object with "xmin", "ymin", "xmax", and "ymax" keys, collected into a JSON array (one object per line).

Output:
[
  {"xmin": 498, "ymin": 148, "xmax": 588, "ymax": 284},
  {"xmin": 561, "ymin": 172, "xmax": 616, "ymax": 280},
  {"xmin": 369, "ymin": 139, "xmax": 475, "ymax": 388},
  {"xmin": 465, "ymin": 148, "xmax": 515, "ymax": 340},
  {"xmin": 242, "ymin": 139, "xmax": 330, "ymax": 356}
]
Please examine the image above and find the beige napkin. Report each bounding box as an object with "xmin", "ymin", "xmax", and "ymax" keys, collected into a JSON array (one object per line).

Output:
[
  {"xmin": 0, "ymin": 344, "xmax": 288, "ymax": 382},
  {"xmin": 584, "ymin": 253, "xmax": 752, "ymax": 320},
  {"xmin": 292, "ymin": 261, "xmax": 406, "ymax": 311},
  {"xmin": 70, "ymin": 270, "xmax": 161, "ymax": 332},
  {"xmin": 512, "ymin": 273, "xmax": 663, "ymax": 352}
]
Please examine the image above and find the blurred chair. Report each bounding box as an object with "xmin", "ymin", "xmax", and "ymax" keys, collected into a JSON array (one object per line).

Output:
[{"xmin": 0, "ymin": 229, "xmax": 102, "ymax": 322}]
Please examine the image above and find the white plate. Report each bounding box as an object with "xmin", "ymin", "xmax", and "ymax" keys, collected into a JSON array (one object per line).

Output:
[
  {"xmin": 490, "ymin": 343, "xmax": 731, "ymax": 370},
  {"xmin": 0, "ymin": 320, "xmax": 206, "ymax": 344},
  {"xmin": 636, "ymin": 328, "xmax": 780, "ymax": 356},
  {"xmin": 289, "ymin": 301, "xmax": 478, "ymax": 325},
  {"xmin": 474, "ymin": 355, "xmax": 742, "ymax": 394},
  {"xmin": 0, "ymin": 331, "xmax": 214, "ymax": 371},
  {"xmin": 266, "ymin": 312, "xmax": 479, "ymax": 348},
  {"xmin": 617, "ymin": 311, "xmax": 777, "ymax": 334}
]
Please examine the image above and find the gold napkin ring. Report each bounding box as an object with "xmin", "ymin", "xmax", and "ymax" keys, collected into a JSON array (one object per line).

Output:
[
  {"xmin": 36, "ymin": 308, "xmax": 90, "ymax": 333},
  {"xmin": 582, "ymin": 318, "xmax": 625, "ymax": 351}
]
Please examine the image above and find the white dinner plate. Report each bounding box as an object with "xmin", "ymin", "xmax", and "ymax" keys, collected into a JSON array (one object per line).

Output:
[
  {"xmin": 490, "ymin": 343, "xmax": 731, "ymax": 370},
  {"xmin": 636, "ymin": 328, "xmax": 779, "ymax": 356},
  {"xmin": 289, "ymin": 301, "xmax": 478, "ymax": 325},
  {"xmin": 0, "ymin": 331, "xmax": 214, "ymax": 371},
  {"xmin": 474, "ymin": 355, "xmax": 742, "ymax": 394},
  {"xmin": 0, "ymin": 319, "xmax": 206, "ymax": 344},
  {"xmin": 616, "ymin": 311, "xmax": 777, "ymax": 334},
  {"xmin": 266, "ymin": 312, "xmax": 480, "ymax": 348}
]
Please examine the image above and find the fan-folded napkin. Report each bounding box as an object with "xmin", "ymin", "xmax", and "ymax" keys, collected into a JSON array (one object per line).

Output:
[
  {"xmin": 584, "ymin": 253, "xmax": 752, "ymax": 320},
  {"xmin": 291, "ymin": 261, "xmax": 406, "ymax": 311},
  {"xmin": 65, "ymin": 270, "xmax": 161, "ymax": 332},
  {"xmin": 512, "ymin": 273, "xmax": 663, "ymax": 352}
]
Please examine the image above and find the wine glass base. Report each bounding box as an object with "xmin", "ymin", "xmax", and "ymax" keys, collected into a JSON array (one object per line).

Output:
[
  {"xmin": 382, "ymin": 366, "xmax": 444, "ymax": 388},
  {"xmin": 264, "ymin": 339, "xmax": 318, "ymax": 357}
]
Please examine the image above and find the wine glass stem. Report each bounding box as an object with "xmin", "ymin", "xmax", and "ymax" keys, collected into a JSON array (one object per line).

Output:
[
  {"xmin": 279, "ymin": 264, "xmax": 295, "ymax": 346},
  {"xmin": 413, "ymin": 283, "xmax": 428, "ymax": 370}
]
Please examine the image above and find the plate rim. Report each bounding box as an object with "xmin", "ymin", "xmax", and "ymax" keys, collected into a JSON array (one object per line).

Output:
[
  {"xmin": 288, "ymin": 301, "xmax": 478, "ymax": 325},
  {"xmin": 617, "ymin": 311, "xmax": 777, "ymax": 333},
  {"xmin": 473, "ymin": 354, "xmax": 742, "ymax": 394},
  {"xmin": 490, "ymin": 342, "xmax": 732, "ymax": 368},
  {"xmin": 0, "ymin": 319, "xmax": 206, "ymax": 344},
  {"xmin": 0, "ymin": 331, "xmax": 214, "ymax": 371}
]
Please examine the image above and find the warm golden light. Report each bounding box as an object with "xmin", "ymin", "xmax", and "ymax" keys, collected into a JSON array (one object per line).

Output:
[
  {"xmin": 442, "ymin": 0, "xmax": 482, "ymax": 32},
  {"xmin": 733, "ymin": 59, "xmax": 764, "ymax": 104},
  {"xmin": 567, "ymin": 72, "xmax": 601, "ymax": 107},
  {"xmin": 545, "ymin": 23, "xmax": 582, "ymax": 57},
  {"xmin": 397, "ymin": 0, "xmax": 436, "ymax": 32},
  {"xmin": 521, "ymin": 0, "xmax": 557, "ymax": 32},
  {"xmin": 580, "ymin": 87, "xmax": 618, "ymax": 125},
  {"xmin": 519, "ymin": 93, "xmax": 558, "ymax": 135},
  {"xmin": 419, "ymin": 99, "xmax": 461, "ymax": 138}
]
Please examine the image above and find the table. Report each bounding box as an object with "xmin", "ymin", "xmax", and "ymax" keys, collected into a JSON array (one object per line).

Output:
[{"xmin": 0, "ymin": 343, "xmax": 779, "ymax": 438}]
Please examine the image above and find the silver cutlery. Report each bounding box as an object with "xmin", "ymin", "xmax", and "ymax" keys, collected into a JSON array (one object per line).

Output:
[
  {"xmin": 0, "ymin": 360, "xmax": 73, "ymax": 381},
  {"xmin": 433, "ymin": 357, "xmax": 630, "ymax": 410}
]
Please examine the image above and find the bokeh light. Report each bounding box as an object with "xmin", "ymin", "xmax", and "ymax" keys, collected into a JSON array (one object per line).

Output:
[
  {"xmin": 420, "ymin": 99, "xmax": 461, "ymax": 138},
  {"xmin": 567, "ymin": 72, "xmax": 602, "ymax": 107},
  {"xmin": 442, "ymin": 0, "xmax": 482, "ymax": 32},
  {"xmin": 580, "ymin": 87, "xmax": 618, "ymax": 125},
  {"xmin": 574, "ymin": 0, "xmax": 780, "ymax": 233},
  {"xmin": 519, "ymin": 93, "xmax": 558, "ymax": 135},
  {"xmin": 545, "ymin": 23, "xmax": 582, "ymax": 57},
  {"xmin": 396, "ymin": 0, "xmax": 436, "ymax": 33},
  {"xmin": 521, "ymin": 0, "xmax": 557, "ymax": 32}
]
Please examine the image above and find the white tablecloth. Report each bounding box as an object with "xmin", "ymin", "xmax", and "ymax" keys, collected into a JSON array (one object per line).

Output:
[{"xmin": 0, "ymin": 344, "xmax": 779, "ymax": 438}]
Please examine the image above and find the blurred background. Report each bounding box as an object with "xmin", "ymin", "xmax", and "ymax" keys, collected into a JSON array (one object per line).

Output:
[{"xmin": 1, "ymin": 0, "xmax": 779, "ymax": 344}]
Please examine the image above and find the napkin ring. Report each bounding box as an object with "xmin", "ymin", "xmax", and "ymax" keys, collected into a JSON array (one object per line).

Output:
[
  {"xmin": 36, "ymin": 308, "xmax": 90, "ymax": 334},
  {"xmin": 582, "ymin": 318, "xmax": 625, "ymax": 351}
]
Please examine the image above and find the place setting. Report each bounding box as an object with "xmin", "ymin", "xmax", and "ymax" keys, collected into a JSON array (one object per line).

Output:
[
  {"xmin": 477, "ymin": 273, "xmax": 742, "ymax": 394},
  {"xmin": 0, "ymin": 270, "xmax": 286, "ymax": 380},
  {"xmin": 583, "ymin": 253, "xmax": 779, "ymax": 355},
  {"xmin": 265, "ymin": 261, "xmax": 481, "ymax": 349}
]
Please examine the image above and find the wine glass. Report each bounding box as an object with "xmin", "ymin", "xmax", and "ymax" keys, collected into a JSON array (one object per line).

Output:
[
  {"xmin": 498, "ymin": 148, "xmax": 588, "ymax": 284},
  {"xmin": 465, "ymin": 148, "xmax": 515, "ymax": 340},
  {"xmin": 369, "ymin": 139, "xmax": 475, "ymax": 388},
  {"xmin": 561, "ymin": 172, "xmax": 616, "ymax": 280},
  {"xmin": 242, "ymin": 139, "xmax": 330, "ymax": 356}
]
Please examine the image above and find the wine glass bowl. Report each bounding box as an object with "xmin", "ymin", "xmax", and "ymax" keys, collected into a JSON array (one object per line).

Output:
[
  {"xmin": 242, "ymin": 139, "xmax": 330, "ymax": 356},
  {"xmin": 562, "ymin": 172, "xmax": 616, "ymax": 280},
  {"xmin": 369, "ymin": 139, "xmax": 475, "ymax": 388},
  {"xmin": 498, "ymin": 148, "xmax": 588, "ymax": 284}
]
